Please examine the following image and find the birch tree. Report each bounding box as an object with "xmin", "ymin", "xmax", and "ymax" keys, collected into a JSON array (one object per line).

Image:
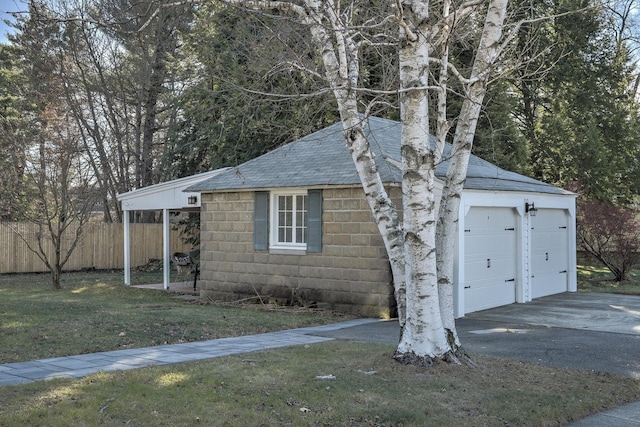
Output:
[{"xmin": 197, "ymin": 0, "xmax": 515, "ymax": 365}]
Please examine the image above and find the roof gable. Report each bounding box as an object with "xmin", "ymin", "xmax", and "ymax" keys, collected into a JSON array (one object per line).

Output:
[{"xmin": 187, "ymin": 117, "xmax": 570, "ymax": 195}]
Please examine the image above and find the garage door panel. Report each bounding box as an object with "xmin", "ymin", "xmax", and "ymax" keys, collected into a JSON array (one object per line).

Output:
[
  {"xmin": 531, "ymin": 209, "xmax": 569, "ymax": 299},
  {"xmin": 466, "ymin": 231, "xmax": 516, "ymax": 253},
  {"xmin": 465, "ymin": 281, "xmax": 516, "ymax": 312},
  {"xmin": 465, "ymin": 257, "xmax": 515, "ymax": 281},
  {"xmin": 532, "ymin": 249, "xmax": 566, "ymax": 270},
  {"xmin": 532, "ymin": 272, "xmax": 568, "ymax": 299},
  {"xmin": 464, "ymin": 207, "xmax": 517, "ymax": 313}
]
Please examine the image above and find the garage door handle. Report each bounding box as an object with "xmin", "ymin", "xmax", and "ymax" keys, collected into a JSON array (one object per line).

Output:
[
  {"xmin": 487, "ymin": 259, "xmax": 491, "ymax": 268},
  {"xmin": 546, "ymin": 252, "xmax": 549, "ymax": 261},
  {"xmin": 560, "ymin": 270, "xmax": 567, "ymax": 274},
  {"xmin": 464, "ymin": 286, "xmax": 471, "ymax": 289},
  {"xmin": 505, "ymin": 278, "xmax": 515, "ymax": 282}
]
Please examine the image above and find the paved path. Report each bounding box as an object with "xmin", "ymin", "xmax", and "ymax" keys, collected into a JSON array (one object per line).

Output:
[{"xmin": 0, "ymin": 318, "xmax": 375, "ymax": 386}]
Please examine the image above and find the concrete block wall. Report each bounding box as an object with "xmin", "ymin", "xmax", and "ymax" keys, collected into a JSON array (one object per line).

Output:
[{"xmin": 199, "ymin": 187, "xmax": 396, "ymax": 317}]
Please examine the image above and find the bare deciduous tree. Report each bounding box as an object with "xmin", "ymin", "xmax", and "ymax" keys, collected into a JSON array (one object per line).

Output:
[
  {"xmin": 13, "ymin": 0, "xmax": 193, "ymax": 223},
  {"xmin": 4, "ymin": 106, "xmax": 98, "ymax": 289}
]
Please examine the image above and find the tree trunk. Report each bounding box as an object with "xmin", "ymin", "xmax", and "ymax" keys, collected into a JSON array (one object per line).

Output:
[
  {"xmin": 220, "ymin": 0, "xmax": 513, "ymax": 365},
  {"xmin": 393, "ymin": 1, "xmax": 451, "ymax": 365},
  {"xmin": 436, "ymin": 0, "xmax": 508, "ymax": 356},
  {"xmin": 51, "ymin": 266, "xmax": 62, "ymax": 290}
]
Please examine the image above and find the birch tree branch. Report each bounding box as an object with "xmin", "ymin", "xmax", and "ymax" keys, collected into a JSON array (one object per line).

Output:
[{"xmin": 396, "ymin": 0, "xmax": 419, "ymax": 42}]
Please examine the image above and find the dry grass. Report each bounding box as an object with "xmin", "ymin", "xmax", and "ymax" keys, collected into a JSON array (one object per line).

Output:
[
  {"xmin": 0, "ymin": 271, "xmax": 351, "ymax": 364},
  {"xmin": 578, "ymin": 263, "xmax": 640, "ymax": 295},
  {"xmin": 1, "ymin": 343, "xmax": 638, "ymax": 426},
  {"xmin": 1, "ymin": 269, "xmax": 639, "ymax": 425}
]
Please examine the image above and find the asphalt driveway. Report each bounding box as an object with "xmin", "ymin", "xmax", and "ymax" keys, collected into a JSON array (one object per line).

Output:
[{"xmin": 311, "ymin": 292, "xmax": 640, "ymax": 379}]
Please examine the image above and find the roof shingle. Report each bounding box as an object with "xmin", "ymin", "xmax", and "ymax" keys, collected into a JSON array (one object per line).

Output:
[{"xmin": 186, "ymin": 117, "xmax": 570, "ymax": 195}]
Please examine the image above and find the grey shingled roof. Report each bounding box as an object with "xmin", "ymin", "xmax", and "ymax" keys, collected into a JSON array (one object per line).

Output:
[{"xmin": 186, "ymin": 117, "xmax": 570, "ymax": 195}]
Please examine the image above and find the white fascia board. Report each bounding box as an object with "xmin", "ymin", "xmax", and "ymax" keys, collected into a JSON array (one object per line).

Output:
[
  {"xmin": 461, "ymin": 189, "xmax": 576, "ymax": 214},
  {"xmin": 117, "ymin": 168, "xmax": 230, "ymax": 211}
]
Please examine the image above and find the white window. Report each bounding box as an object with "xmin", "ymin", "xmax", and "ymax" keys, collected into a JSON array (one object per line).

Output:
[{"xmin": 270, "ymin": 191, "xmax": 307, "ymax": 249}]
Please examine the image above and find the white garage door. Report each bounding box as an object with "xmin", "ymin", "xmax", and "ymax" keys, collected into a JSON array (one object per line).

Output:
[
  {"xmin": 531, "ymin": 209, "xmax": 569, "ymax": 298},
  {"xmin": 464, "ymin": 207, "xmax": 518, "ymax": 313}
]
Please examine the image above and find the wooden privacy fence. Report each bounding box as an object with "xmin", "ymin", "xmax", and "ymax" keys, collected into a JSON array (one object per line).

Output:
[{"xmin": 0, "ymin": 222, "xmax": 190, "ymax": 274}]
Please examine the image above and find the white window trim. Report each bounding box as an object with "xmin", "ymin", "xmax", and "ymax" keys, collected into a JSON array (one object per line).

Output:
[{"xmin": 269, "ymin": 190, "xmax": 308, "ymax": 252}]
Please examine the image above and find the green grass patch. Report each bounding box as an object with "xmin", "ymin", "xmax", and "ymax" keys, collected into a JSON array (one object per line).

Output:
[
  {"xmin": 577, "ymin": 263, "xmax": 640, "ymax": 295},
  {"xmin": 0, "ymin": 342, "xmax": 638, "ymax": 426},
  {"xmin": 0, "ymin": 271, "xmax": 351, "ymax": 364}
]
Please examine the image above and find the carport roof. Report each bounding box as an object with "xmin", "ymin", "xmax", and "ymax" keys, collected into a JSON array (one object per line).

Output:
[
  {"xmin": 186, "ymin": 117, "xmax": 572, "ymax": 196},
  {"xmin": 116, "ymin": 168, "xmax": 231, "ymax": 211}
]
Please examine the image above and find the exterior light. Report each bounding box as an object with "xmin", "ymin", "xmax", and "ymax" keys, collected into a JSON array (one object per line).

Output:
[
  {"xmin": 525, "ymin": 201, "xmax": 537, "ymax": 216},
  {"xmin": 187, "ymin": 196, "xmax": 198, "ymax": 205}
]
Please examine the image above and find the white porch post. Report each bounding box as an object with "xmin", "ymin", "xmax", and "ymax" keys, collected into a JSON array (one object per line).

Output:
[
  {"xmin": 163, "ymin": 208, "xmax": 170, "ymax": 290},
  {"xmin": 123, "ymin": 210, "xmax": 131, "ymax": 286}
]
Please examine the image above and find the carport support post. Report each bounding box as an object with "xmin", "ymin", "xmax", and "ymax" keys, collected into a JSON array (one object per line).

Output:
[
  {"xmin": 163, "ymin": 208, "xmax": 170, "ymax": 290},
  {"xmin": 123, "ymin": 210, "xmax": 131, "ymax": 286}
]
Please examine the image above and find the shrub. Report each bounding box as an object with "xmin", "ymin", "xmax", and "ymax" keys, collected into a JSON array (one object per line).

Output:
[{"xmin": 576, "ymin": 198, "xmax": 640, "ymax": 281}]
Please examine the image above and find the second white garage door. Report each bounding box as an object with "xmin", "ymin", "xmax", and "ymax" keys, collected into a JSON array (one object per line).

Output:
[
  {"xmin": 530, "ymin": 209, "xmax": 569, "ymax": 298},
  {"xmin": 464, "ymin": 207, "xmax": 518, "ymax": 313}
]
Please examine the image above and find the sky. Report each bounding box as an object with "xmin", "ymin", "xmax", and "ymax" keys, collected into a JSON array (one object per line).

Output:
[{"xmin": 0, "ymin": 0, "xmax": 24, "ymax": 44}]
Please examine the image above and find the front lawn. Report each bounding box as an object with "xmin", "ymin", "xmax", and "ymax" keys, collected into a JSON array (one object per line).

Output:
[
  {"xmin": 0, "ymin": 271, "xmax": 351, "ymax": 364},
  {"xmin": 1, "ymin": 343, "xmax": 638, "ymax": 426},
  {"xmin": 1, "ymin": 269, "xmax": 639, "ymax": 426},
  {"xmin": 3, "ymin": 261, "xmax": 637, "ymax": 365}
]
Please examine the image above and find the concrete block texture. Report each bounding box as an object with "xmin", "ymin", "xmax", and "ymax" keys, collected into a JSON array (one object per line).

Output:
[{"xmin": 199, "ymin": 187, "xmax": 396, "ymax": 317}]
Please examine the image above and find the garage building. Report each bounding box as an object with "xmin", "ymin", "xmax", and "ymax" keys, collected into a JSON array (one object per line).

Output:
[{"xmin": 183, "ymin": 117, "xmax": 576, "ymax": 318}]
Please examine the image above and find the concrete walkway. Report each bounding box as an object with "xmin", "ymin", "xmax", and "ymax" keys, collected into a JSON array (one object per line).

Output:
[
  {"xmin": 0, "ymin": 318, "xmax": 374, "ymax": 386},
  {"xmin": 568, "ymin": 404, "xmax": 640, "ymax": 427}
]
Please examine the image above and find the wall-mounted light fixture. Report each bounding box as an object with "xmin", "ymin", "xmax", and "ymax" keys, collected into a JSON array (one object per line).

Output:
[
  {"xmin": 187, "ymin": 195, "xmax": 198, "ymax": 205},
  {"xmin": 525, "ymin": 201, "xmax": 537, "ymax": 216}
]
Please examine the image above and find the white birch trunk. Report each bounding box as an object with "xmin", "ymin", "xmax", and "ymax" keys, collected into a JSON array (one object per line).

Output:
[
  {"xmin": 434, "ymin": 0, "xmax": 452, "ymax": 165},
  {"xmin": 337, "ymin": 108, "xmax": 408, "ymax": 324},
  {"xmin": 394, "ymin": 0, "xmax": 450, "ymax": 364},
  {"xmin": 436, "ymin": 0, "xmax": 509, "ymax": 350}
]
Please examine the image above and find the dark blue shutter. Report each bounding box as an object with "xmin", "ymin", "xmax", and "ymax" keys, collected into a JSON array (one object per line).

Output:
[
  {"xmin": 306, "ymin": 189, "xmax": 323, "ymax": 252},
  {"xmin": 254, "ymin": 191, "xmax": 269, "ymax": 250}
]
